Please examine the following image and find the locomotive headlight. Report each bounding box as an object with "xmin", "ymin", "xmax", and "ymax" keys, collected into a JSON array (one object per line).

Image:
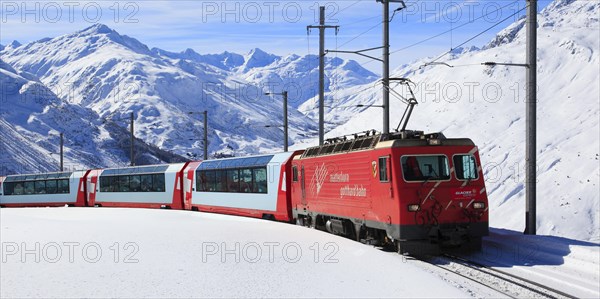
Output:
[
  {"xmin": 473, "ymin": 202, "xmax": 485, "ymax": 209},
  {"xmin": 427, "ymin": 139, "xmax": 442, "ymax": 146},
  {"xmin": 408, "ymin": 204, "xmax": 420, "ymax": 212}
]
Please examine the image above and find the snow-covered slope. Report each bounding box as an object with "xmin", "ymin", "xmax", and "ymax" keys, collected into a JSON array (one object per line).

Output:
[
  {"xmin": 1, "ymin": 24, "xmax": 376, "ymax": 160},
  {"xmin": 319, "ymin": 0, "xmax": 600, "ymax": 241},
  {"xmin": 0, "ymin": 58, "xmax": 185, "ymax": 174}
]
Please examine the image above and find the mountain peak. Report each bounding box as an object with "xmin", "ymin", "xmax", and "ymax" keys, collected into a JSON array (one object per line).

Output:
[
  {"xmin": 247, "ymin": 47, "xmax": 268, "ymax": 56},
  {"xmin": 242, "ymin": 48, "xmax": 279, "ymax": 71},
  {"xmin": 81, "ymin": 23, "xmax": 113, "ymax": 35},
  {"xmin": 71, "ymin": 23, "xmax": 151, "ymax": 55},
  {"xmin": 7, "ymin": 40, "xmax": 21, "ymax": 48}
]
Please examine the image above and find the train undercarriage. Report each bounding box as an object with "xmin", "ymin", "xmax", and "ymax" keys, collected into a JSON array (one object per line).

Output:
[{"xmin": 294, "ymin": 211, "xmax": 483, "ymax": 256}]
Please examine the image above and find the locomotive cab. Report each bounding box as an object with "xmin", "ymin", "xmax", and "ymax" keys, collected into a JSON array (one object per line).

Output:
[
  {"xmin": 291, "ymin": 130, "xmax": 489, "ymax": 256},
  {"xmin": 391, "ymin": 136, "xmax": 489, "ymax": 254}
]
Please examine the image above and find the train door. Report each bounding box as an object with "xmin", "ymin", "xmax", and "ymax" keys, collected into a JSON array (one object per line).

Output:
[
  {"xmin": 183, "ymin": 162, "xmax": 201, "ymax": 210},
  {"xmin": 300, "ymin": 165, "xmax": 307, "ymax": 206},
  {"xmin": 86, "ymin": 170, "xmax": 101, "ymax": 206},
  {"xmin": 182, "ymin": 173, "xmax": 191, "ymax": 209}
]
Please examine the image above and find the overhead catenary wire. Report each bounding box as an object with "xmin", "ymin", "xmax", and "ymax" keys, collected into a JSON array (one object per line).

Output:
[
  {"xmin": 362, "ymin": 1, "xmax": 526, "ymax": 74},
  {"xmin": 337, "ymin": 21, "xmax": 382, "ymax": 49},
  {"xmin": 390, "ymin": 0, "xmax": 519, "ymax": 55},
  {"xmin": 312, "ymin": 81, "xmax": 381, "ymax": 111},
  {"xmin": 336, "ymin": 0, "xmax": 364, "ymax": 16},
  {"xmin": 338, "ymin": 15, "xmax": 381, "ymax": 28},
  {"xmin": 426, "ymin": 6, "xmax": 527, "ymax": 66},
  {"xmin": 309, "ymin": 0, "xmax": 364, "ymax": 27}
]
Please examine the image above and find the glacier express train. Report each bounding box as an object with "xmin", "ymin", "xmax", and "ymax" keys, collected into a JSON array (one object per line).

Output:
[{"xmin": 0, "ymin": 131, "xmax": 489, "ymax": 254}]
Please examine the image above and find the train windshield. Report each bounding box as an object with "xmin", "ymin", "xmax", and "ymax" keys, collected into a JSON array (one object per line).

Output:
[
  {"xmin": 401, "ymin": 155, "xmax": 450, "ymax": 182},
  {"xmin": 453, "ymin": 154, "xmax": 479, "ymax": 180}
]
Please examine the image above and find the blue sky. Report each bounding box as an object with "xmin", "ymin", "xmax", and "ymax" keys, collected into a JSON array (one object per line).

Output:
[{"xmin": 1, "ymin": 0, "xmax": 552, "ymax": 74}]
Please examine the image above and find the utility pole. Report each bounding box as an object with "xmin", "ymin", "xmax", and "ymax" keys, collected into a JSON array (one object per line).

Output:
[
  {"xmin": 59, "ymin": 133, "xmax": 64, "ymax": 172},
  {"xmin": 130, "ymin": 112, "xmax": 135, "ymax": 166},
  {"xmin": 283, "ymin": 91, "xmax": 288, "ymax": 152},
  {"xmin": 203, "ymin": 110, "xmax": 208, "ymax": 160},
  {"xmin": 380, "ymin": 0, "xmax": 390, "ymax": 134},
  {"xmin": 265, "ymin": 91, "xmax": 289, "ymax": 152},
  {"xmin": 525, "ymin": 0, "xmax": 537, "ymax": 235},
  {"xmin": 308, "ymin": 6, "xmax": 338, "ymax": 145}
]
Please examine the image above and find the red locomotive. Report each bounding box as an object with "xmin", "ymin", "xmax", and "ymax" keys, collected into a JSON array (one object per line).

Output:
[
  {"xmin": 0, "ymin": 130, "xmax": 488, "ymax": 254},
  {"xmin": 291, "ymin": 130, "xmax": 488, "ymax": 254}
]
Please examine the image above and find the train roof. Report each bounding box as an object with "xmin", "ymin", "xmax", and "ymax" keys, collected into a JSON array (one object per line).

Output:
[
  {"xmin": 300, "ymin": 130, "xmax": 475, "ymax": 159},
  {"xmin": 3, "ymin": 171, "xmax": 76, "ymax": 182},
  {"xmin": 197, "ymin": 152, "xmax": 295, "ymax": 170}
]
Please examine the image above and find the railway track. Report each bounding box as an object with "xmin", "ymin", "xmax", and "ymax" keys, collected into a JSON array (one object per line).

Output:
[{"xmin": 420, "ymin": 254, "xmax": 576, "ymax": 299}]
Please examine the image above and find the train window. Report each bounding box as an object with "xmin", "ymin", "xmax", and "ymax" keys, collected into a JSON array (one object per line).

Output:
[
  {"xmin": 401, "ymin": 155, "xmax": 450, "ymax": 182},
  {"xmin": 99, "ymin": 174, "xmax": 164, "ymax": 193},
  {"xmin": 13, "ymin": 183, "xmax": 24, "ymax": 195},
  {"xmin": 253, "ymin": 168, "xmax": 268, "ymax": 193},
  {"xmin": 4, "ymin": 182, "xmax": 15, "ymax": 195},
  {"xmin": 453, "ymin": 155, "xmax": 478, "ymax": 180},
  {"xmin": 378, "ymin": 157, "xmax": 389, "ymax": 182},
  {"xmin": 240, "ymin": 169, "xmax": 253, "ymax": 193},
  {"xmin": 35, "ymin": 180, "xmax": 46, "ymax": 194},
  {"xmin": 213, "ymin": 170, "xmax": 226, "ymax": 192},
  {"xmin": 194, "ymin": 167, "xmax": 268, "ymax": 194},
  {"xmin": 108, "ymin": 176, "xmax": 118, "ymax": 192},
  {"xmin": 205, "ymin": 171, "xmax": 216, "ymax": 192},
  {"xmin": 292, "ymin": 166, "xmax": 298, "ymax": 182},
  {"xmin": 152, "ymin": 174, "xmax": 165, "ymax": 192},
  {"xmin": 140, "ymin": 175, "xmax": 153, "ymax": 192},
  {"xmin": 58, "ymin": 179, "xmax": 70, "ymax": 193},
  {"xmin": 227, "ymin": 169, "xmax": 239, "ymax": 192},
  {"xmin": 130, "ymin": 175, "xmax": 141, "ymax": 192},
  {"xmin": 46, "ymin": 180, "xmax": 58, "ymax": 194},
  {"xmin": 196, "ymin": 171, "xmax": 205, "ymax": 192},
  {"xmin": 24, "ymin": 181, "xmax": 35, "ymax": 195},
  {"xmin": 118, "ymin": 176, "xmax": 130, "ymax": 192}
]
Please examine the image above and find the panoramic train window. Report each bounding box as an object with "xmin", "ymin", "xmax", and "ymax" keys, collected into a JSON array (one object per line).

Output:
[
  {"xmin": 194, "ymin": 155, "xmax": 273, "ymax": 194},
  {"xmin": 34, "ymin": 181, "xmax": 46, "ymax": 194},
  {"xmin": 401, "ymin": 155, "xmax": 450, "ymax": 181},
  {"xmin": 453, "ymin": 155, "xmax": 479, "ymax": 180},
  {"xmin": 240, "ymin": 169, "xmax": 253, "ymax": 192},
  {"xmin": 99, "ymin": 172, "xmax": 166, "ymax": 193},
  {"xmin": 2, "ymin": 177, "xmax": 71, "ymax": 196},
  {"xmin": 46, "ymin": 180, "xmax": 57, "ymax": 194},
  {"xmin": 253, "ymin": 168, "xmax": 267, "ymax": 193},
  {"xmin": 195, "ymin": 167, "xmax": 268, "ymax": 194},
  {"xmin": 24, "ymin": 181, "xmax": 35, "ymax": 195}
]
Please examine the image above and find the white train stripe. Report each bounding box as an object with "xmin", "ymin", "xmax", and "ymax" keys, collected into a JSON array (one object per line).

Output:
[
  {"xmin": 422, "ymin": 181, "xmax": 442, "ymax": 205},
  {"xmin": 466, "ymin": 199, "xmax": 475, "ymax": 208}
]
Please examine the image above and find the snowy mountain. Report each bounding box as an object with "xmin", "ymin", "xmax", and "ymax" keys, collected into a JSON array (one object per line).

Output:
[
  {"xmin": 152, "ymin": 46, "xmax": 378, "ymax": 108},
  {"xmin": 0, "ymin": 58, "xmax": 186, "ymax": 174},
  {"xmin": 310, "ymin": 0, "xmax": 600, "ymax": 241},
  {"xmin": 1, "ymin": 24, "xmax": 376, "ymax": 164}
]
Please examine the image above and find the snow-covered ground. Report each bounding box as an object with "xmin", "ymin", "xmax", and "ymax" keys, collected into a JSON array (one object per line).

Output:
[
  {"xmin": 1, "ymin": 208, "xmax": 598, "ymax": 298},
  {"xmin": 0, "ymin": 208, "xmax": 469, "ymax": 298}
]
